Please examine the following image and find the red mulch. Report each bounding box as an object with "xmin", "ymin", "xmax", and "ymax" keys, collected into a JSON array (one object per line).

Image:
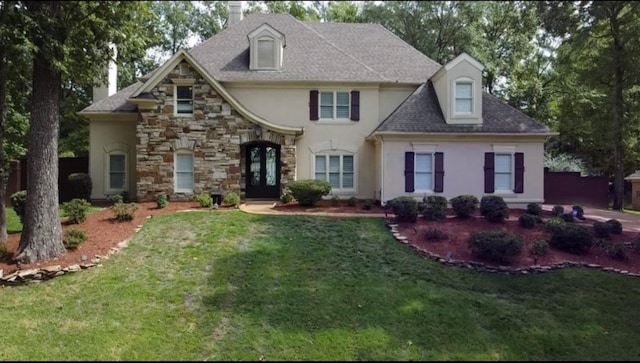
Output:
[{"xmin": 273, "ymin": 199, "xmax": 387, "ymax": 214}]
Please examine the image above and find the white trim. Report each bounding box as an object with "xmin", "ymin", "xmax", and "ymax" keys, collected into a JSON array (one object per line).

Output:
[
  {"xmin": 411, "ymin": 143, "xmax": 437, "ymax": 153},
  {"xmin": 174, "ymin": 84, "xmax": 194, "ymax": 117},
  {"xmin": 248, "ymin": 24, "xmax": 285, "ymax": 71},
  {"xmin": 443, "ymin": 52, "xmax": 485, "ymax": 72},
  {"xmin": 318, "ymin": 90, "xmax": 352, "ymax": 122},
  {"xmin": 311, "ymin": 152, "xmax": 357, "ymax": 194},
  {"xmin": 174, "ymin": 150, "xmax": 194, "ymax": 193},
  {"xmin": 414, "ymin": 152, "xmax": 434, "ymax": 193},
  {"xmin": 494, "ymin": 152, "xmax": 514, "ymax": 192},
  {"xmin": 105, "ymin": 151, "xmax": 128, "ymax": 194},
  {"xmin": 309, "ymin": 140, "xmax": 358, "ymax": 154},
  {"xmin": 492, "ymin": 144, "xmax": 517, "ymax": 153}
]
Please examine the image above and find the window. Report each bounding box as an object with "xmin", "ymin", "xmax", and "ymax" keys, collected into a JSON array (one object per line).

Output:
[
  {"xmin": 175, "ymin": 152, "xmax": 194, "ymax": 192},
  {"xmin": 257, "ymin": 37, "xmax": 275, "ymax": 69},
  {"xmin": 455, "ymin": 81, "xmax": 473, "ymax": 114},
  {"xmin": 414, "ymin": 153, "xmax": 433, "ymax": 191},
  {"xmin": 319, "ymin": 91, "xmax": 350, "ymax": 119},
  {"xmin": 176, "ymin": 85, "xmax": 193, "ymax": 115},
  {"xmin": 108, "ymin": 153, "xmax": 126, "ymax": 191},
  {"xmin": 494, "ymin": 153, "xmax": 512, "ymax": 191},
  {"xmin": 314, "ymin": 154, "xmax": 354, "ymax": 190}
]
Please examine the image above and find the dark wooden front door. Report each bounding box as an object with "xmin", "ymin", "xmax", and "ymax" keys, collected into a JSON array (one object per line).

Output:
[{"xmin": 245, "ymin": 143, "xmax": 281, "ymax": 198}]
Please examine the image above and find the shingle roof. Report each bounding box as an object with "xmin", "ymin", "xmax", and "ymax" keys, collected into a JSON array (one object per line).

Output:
[
  {"xmin": 188, "ymin": 13, "xmax": 441, "ymax": 83},
  {"xmin": 81, "ymin": 82, "xmax": 141, "ymax": 113},
  {"xmin": 374, "ymin": 81, "xmax": 553, "ymax": 134}
]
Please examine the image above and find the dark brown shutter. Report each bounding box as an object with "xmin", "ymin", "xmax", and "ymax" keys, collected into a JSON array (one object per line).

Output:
[
  {"xmin": 405, "ymin": 152, "xmax": 415, "ymax": 192},
  {"xmin": 309, "ymin": 90, "xmax": 319, "ymax": 121},
  {"xmin": 484, "ymin": 152, "xmax": 495, "ymax": 193},
  {"xmin": 434, "ymin": 152, "xmax": 444, "ymax": 192},
  {"xmin": 350, "ymin": 90, "xmax": 360, "ymax": 121},
  {"xmin": 514, "ymin": 152, "xmax": 524, "ymax": 193}
]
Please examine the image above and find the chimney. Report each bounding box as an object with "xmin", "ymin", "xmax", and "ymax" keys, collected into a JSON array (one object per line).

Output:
[
  {"xmin": 228, "ymin": 1, "xmax": 243, "ymax": 26},
  {"xmin": 92, "ymin": 43, "xmax": 118, "ymax": 103}
]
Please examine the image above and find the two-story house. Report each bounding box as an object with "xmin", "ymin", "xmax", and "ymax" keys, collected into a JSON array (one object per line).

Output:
[{"xmin": 79, "ymin": 2, "xmax": 555, "ymax": 207}]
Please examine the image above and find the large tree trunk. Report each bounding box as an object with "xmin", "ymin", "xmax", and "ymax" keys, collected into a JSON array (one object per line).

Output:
[
  {"xmin": 611, "ymin": 7, "xmax": 626, "ymax": 211},
  {"xmin": 15, "ymin": 1, "xmax": 65, "ymax": 263},
  {"xmin": 0, "ymin": 41, "xmax": 8, "ymax": 243}
]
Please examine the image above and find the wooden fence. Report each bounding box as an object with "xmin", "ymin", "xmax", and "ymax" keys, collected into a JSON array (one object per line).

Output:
[{"xmin": 543, "ymin": 168, "xmax": 609, "ymax": 208}]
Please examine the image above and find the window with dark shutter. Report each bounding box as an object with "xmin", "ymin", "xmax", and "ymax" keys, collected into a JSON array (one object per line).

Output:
[
  {"xmin": 350, "ymin": 90, "xmax": 360, "ymax": 121},
  {"xmin": 434, "ymin": 152, "xmax": 444, "ymax": 192},
  {"xmin": 514, "ymin": 152, "xmax": 524, "ymax": 193},
  {"xmin": 405, "ymin": 152, "xmax": 415, "ymax": 192},
  {"xmin": 484, "ymin": 152, "xmax": 495, "ymax": 193},
  {"xmin": 309, "ymin": 90, "xmax": 319, "ymax": 121}
]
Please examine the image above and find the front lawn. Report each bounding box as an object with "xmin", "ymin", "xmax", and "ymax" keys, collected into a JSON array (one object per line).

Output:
[
  {"xmin": 5, "ymin": 205, "xmax": 103, "ymax": 233},
  {"xmin": 0, "ymin": 211, "xmax": 639, "ymax": 360}
]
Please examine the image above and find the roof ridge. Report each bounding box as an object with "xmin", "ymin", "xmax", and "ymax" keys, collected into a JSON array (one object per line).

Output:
[{"xmin": 297, "ymin": 19, "xmax": 385, "ymax": 81}]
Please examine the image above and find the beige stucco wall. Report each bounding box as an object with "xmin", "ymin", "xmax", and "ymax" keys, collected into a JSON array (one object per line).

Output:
[
  {"xmin": 379, "ymin": 136, "xmax": 546, "ymax": 207},
  {"xmin": 224, "ymin": 83, "xmax": 415, "ymax": 199},
  {"xmin": 88, "ymin": 119, "xmax": 138, "ymax": 200},
  {"xmin": 431, "ymin": 58, "xmax": 483, "ymax": 125}
]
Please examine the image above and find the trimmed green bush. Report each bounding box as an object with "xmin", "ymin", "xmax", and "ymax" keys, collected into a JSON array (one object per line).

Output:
[
  {"xmin": 347, "ymin": 196, "xmax": 358, "ymax": 206},
  {"xmin": 195, "ymin": 193, "xmax": 213, "ymax": 208},
  {"xmin": 330, "ymin": 195, "xmax": 340, "ymax": 206},
  {"xmin": 526, "ymin": 203, "xmax": 543, "ymax": 216},
  {"xmin": 288, "ymin": 179, "xmax": 332, "ymax": 207},
  {"xmin": 156, "ymin": 192, "xmax": 168, "ymax": 209},
  {"xmin": 280, "ymin": 192, "xmax": 293, "ymax": 204},
  {"xmin": 545, "ymin": 217, "xmax": 565, "ymax": 233},
  {"xmin": 223, "ymin": 192, "xmax": 241, "ymax": 207},
  {"xmin": 110, "ymin": 194, "xmax": 123, "ymax": 205},
  {"xmin": 560, "ymin": 213, "xmax": 575, "ymax": 223},
  {"xmin": 518, "ymin": 213, "xmax": 537, "ymax": 229},
  {"xmin": 467, "ymin": 230, "xmax": 524, "ymax": 265},
  {"xmin": 480, "ymin": 196, "xmax": 509, "ymax": 223},
  {"xmin": 631, "ymin": 238, "xmax": 640, "ymax": 254},
  {"xmin": 422, "ymin": 195, "xmax": 448, "ymax": 221},
  {"xmin": 450, "ymin": 195, "xmax": 479, "ymax": 219},
  {"xmin": 112, "ymin": 202, "xmax": 138, "ymax": 222},
  {"xmin": 61, "ymin": 198, "xmax": 91, "ymax": 224},
  {"xmin": 593, "ymin": 221, "xmax": 613, "ymax": 238},
  {"xmin": 600, "ymin": 241, "xmax": 628, "ymax": 261},
  {"xmin": 552, "ymin": 205, "xmax": 564, "ymax": 216},
  {"xmin": 424, "ymin": 227, "xmax": 448, "ymax": 242},
  {"xmin": 64, "ymin": 228, "xmax": 88, "ymax": 250},
  {"xmin": 10, "ymin": 190, "xmax": 27, "ymax": 225},
  {"xmin": 549, "ymin": 223, "xmax": 593, "ymax": 254},
  {"xmin": 68, "ymin": 173, "xmax": 92, "ymax": 201},
  {"xmin": 606, "ymin": 219, "xmax": 623, "ymax": 235},
  {"xmin": 387, "ymin": 196, "xmax": 418, "ymax": 223},
  {"xmin": 530, "ymin": 239, "xmax": 549, "ymax": 258}
]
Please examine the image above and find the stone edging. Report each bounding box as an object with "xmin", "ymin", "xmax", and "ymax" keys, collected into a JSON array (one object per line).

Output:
[
  {"xmin": 385, "ymin": 219, "xmax": 640, "ymax": 278},
  {"xmin": 0, "ymin": 221, "xmax": 148, "ymax": 287}
]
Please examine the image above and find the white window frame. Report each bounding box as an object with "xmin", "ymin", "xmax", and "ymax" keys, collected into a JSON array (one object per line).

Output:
[
  {"xmin": 414, "ymin": 152, "xmax": 434, "ymax": 192},
  {"xmin": 256, "ymin": 36, "xmax": 277, "ymax": 70},
  {"xmin": 313, "ymin": 153, "xmax": 356, "ymax": 193},
  {"xmin": 174, "ymin": 84, "xmax": 193, "ymax": 116},
  {"xmin": 105, "ymin": 151, "xmax": 127, "ymax": 194},
  {"xmin": 174, "ymin": 151, "xmax": 194, "ymax": 193},
  {"xmin": 454, "ymin": 78, "xmax": 474, "ymax": 115},
  {"xmin": 318, "ymin": 91, "xmax": 351, "ymax": 121}
]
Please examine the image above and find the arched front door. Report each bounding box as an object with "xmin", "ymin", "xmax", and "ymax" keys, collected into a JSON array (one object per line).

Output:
[{"xmin": 245, "ymin": 142, "xmax": 281, "ymax": 198}]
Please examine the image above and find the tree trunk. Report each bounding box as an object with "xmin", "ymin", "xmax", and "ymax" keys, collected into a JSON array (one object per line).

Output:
[
  {"xmin": 610, "ymin": 8, "xmax": 626, "ymax": 211},
  {"xmin": 15, "ymin": 1, "xmax": 65, "ymax": 263},
  {"xmin": 0, "ymin": 41, "xmax": 8, "ymax": 243}
]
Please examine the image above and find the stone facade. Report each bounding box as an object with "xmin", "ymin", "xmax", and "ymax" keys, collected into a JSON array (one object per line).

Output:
[{"xmin": 136, "ymin": 61, "xmax": 296, "ymax": 202}]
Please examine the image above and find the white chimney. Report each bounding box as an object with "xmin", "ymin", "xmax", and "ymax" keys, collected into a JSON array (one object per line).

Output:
[
  {"xmin": 228, "ymin": 1, "xmax": 243, "ymax": 26},
  {"xmin": 92, "ymin": 43, "xmax": 118, "ymax": 103}
]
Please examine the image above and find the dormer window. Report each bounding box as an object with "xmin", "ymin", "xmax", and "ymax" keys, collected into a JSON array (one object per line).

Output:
[
  {"xmin": 454, "ymin": 79, "xmax": 473, "ymax": 114},
  {"xmin": 248, "ymin": 23, "xmax": 285, "ymax": 71}
]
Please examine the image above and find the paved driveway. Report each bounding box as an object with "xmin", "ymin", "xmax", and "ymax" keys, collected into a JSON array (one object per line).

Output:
[{"xmin": 542, "ymin": 204, "xmax": 640, "ymax": 232}]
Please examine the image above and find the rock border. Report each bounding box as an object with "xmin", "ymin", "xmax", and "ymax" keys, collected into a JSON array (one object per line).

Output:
[{"xmin": 385, "ymin": 219, "xmax": 640, "ymax": 278}]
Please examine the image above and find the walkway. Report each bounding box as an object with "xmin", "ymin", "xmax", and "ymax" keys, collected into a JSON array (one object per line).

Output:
[{"xmin": 239, "ymin": 202, "xmax": 386, "ymax": 218}]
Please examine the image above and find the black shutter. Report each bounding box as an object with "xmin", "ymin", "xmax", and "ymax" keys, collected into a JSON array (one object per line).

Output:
[
  {"xmin": 484, "ymin": 152, "xmax": 495, "ymax": 193},
  {"xmin": 350, "ymin": 90, "xmax": 360, "ymax": 121},
  {"xmin": 434, "ymin": 152, "xmax": 444, "ymax": 192},
  {"xmin": 514, "ymin": 152, "xmax": 524, "ymax": 193},
  {"xmin": 309, "ymin": 90, "xmax": 319, "ymax": 121},
  {"xmin": 405, "ymin": 152, "xmax": 415, "ymax": 192}
]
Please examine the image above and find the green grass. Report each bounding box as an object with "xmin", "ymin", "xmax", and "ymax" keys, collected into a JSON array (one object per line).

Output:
[
  {"xmin": 5, "ymin": 205, "xmax": 103, "ymax": 233},
  {"xmin": 1, "ymin": 211, "xmax": 640, "ymax": 360}
]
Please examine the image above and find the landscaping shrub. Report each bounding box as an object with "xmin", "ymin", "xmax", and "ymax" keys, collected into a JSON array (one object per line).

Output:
[
  {"xmin": 560, "ymin": 213, "xmax": 575, "ymax": 223},
  {"xmin": 64, "ymin": 228, "xmax": 88, "ymax": 250},
  {"xmin": 450, "ymin": 195, "xmax": 479, "ymax": 219},
  {"xmin": 518, "ymin": 213, "xmax": 537, "ymax": 229},
  {"xmin": 330, "ymin": 195, "xmax": 340, "ymax": 206},
  {"xmin": 347, "ymin": 196, "xmax": 358, "ymax": 206},
  {"xmin": 631, "ymin": 238, "xmax": 640, "ymax": 254},
  {"xmin": 599, "ymin": 241, "xmax": 628, "ymax": 261},
  {"xmin": 195, "ymin": 193, "xmax": 213, "ymax": 208},
  {"xmin": 606, "ymin": 219, "xmax": 623, "ymax": 235},
  {"xmin": 223, "ymin": 192, "xmax": 241, "ymax": 207},
  {"xmin": 467, "ymin": 230, "xmax": 523, "ymax": 265},
  {"xmin": 422, "ymin": 195, "xmax": 448, "ymax": 221},
  {"xmin": 110, "ymin": 194, "xmax": 123, "ymax": 205},
  {"xmin": 572, "ymin": 205, "xmax": 585, "ymax": 220},
  {"xmin": 120, "ymin": 191, "xmax": 131, "ymax": 203},
  {"xmin": 288, "ymin": 179, "xmax": 332, "ymax": 207},
  {"xmin": 0, "ymin": 244, "xmax": 11, "ymax": 261},
  {"xmin": 530, "ymin": 239, "xmax": 549, "ymax": 258},
  {"xmin": 424, "ymin": 227, "xmax": 449, "ymax": 242},
  {"xmin": 552, "ymin": 205, "xmax": 564, "ymax": 216},
  {"xmin": 549, "ymin": 223, "xmax": 593, "ymax": 254},
  {"xmin": 61, "ymin": 198, "xmax": 91, "ymax": 224},
  {"xmin": 387, "ymin": 196, "xmax": 418, "ymax": 223},
  {"xmin": 68, "ymin": 173, "xmax": 92, "ymax": 201},
  {"xmin": 156, "ymin": 192, "xmax": 168, "ymax": 209},
  {"xmin": 526, "ymin": 203, "xmax": 543, "ymax": 216},
  {"xmin": 416, "ymin": 202, "xmax": 426, "ymax": 213},
  {"xmin": 112, "ymin": 202, "xmax": 138, "ymax": 221},
  {"xmin": 280, "ymin": 192, "xmax": 293, "ymax": 204},
  {"xmin": 593, "ymin": 221, "xmax": 613, "ymax": 238},
  {"xmin": 545, "ymin": 217, "xmax": 565, "ymax": 233},
  {"xmin": 10, "ymin": 190, "xmax": 27, "ymax": 225},
  {"xmin": 480, "ymin": 195, "xmax": 509, "ymax": 223},
  {"xmin": 363, "ymin": 199, "xmax": 373, "ymax": 210}
]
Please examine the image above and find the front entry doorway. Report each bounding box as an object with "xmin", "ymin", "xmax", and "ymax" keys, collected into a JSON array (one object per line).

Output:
[{"xmin": 245, "ymin": 142, "xmax": 281, "ymax": 199}]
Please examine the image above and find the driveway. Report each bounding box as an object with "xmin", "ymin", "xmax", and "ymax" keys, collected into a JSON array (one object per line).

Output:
[{"xmin": 542, "ymin": 204, "xmax": 640, "ymax": 232}]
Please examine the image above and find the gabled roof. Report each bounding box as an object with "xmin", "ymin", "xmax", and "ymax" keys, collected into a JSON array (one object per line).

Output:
[
  {"xmin": 80, "ymin": 82, "xmax": 140, "ymax": 113},
  {"xmin": 372, "ymin": 82, "xmax": 555, "ymax": 135}
]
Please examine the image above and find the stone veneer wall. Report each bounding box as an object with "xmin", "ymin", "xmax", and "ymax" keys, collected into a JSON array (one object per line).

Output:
[{"xmin": 136, "ymin": 61, "xmax": 296, "ymax": 202}]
